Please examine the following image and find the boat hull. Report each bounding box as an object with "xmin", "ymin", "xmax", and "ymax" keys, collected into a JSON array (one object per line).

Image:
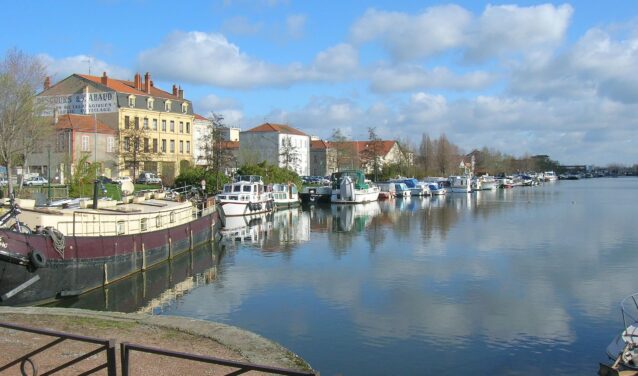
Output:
[
  {"xmin": 0, "ymin": 211, "xmax": 219, "ymax": 306},
  {"xmin": 331, "ymin": 190, "xmax": 380, "ymax": 204},
  {"xmin": 217, "ymin": 199, "xmax": 274, "ymax": 217}
]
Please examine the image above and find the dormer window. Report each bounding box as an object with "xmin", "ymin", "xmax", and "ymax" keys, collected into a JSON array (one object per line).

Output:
[
  {"xmin": 128, "ymin": 95, "xmax": 136, "ymax": 108},
  {"xmin": 181, "ymin": 103, "xmax": 188, "ymax": 114},
  {"xmin": 147, "ymin": 97, "xmax": 154, "ymax": 110},
  {"xmin": 165, "ymin": 100, "xmax": 171, "ymax": 112}
]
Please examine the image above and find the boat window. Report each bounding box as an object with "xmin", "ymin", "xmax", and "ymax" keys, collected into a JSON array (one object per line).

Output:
[
  {"xmin": 156, "ymin": 216, "xmax": 162, "ymax": 228},
  {"xmin": 233, "ymin": 185, "xmax": 241, "ymax": 192},
  {"xmin": 243, "ymin": 185, "xmax": 251, "ymax": 192},
  {"xmin": 169, "ymin": 211, "xmax": 175, "ymax": 223},
  {"xmin": 117, "ymin": 220, "xmax": 125, "ymax": 235},
  {"xmin": 224, "ymin": 186, "xmax": 231, "ymax": 193},
  {"xmin": 141, "ymin": 218, "xmax": 148, "ymax": 232}
]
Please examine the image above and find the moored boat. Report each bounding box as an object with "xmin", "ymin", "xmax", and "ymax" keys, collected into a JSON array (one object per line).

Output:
[
  {"xmin": 376, "ymin": 182, "xmax": 396, "ymax": 200},
  {"xmin": 449, "ymin": 176, "xmax": 472, "ymax": 193},
  {"xmin": 0, "ymin": 189, "xmax": 219, "ymax": 306},
  {"xmin": 216, "ymin": 175, "xmax": 274, "ymax": 217},
  {"xmin": 271, "ymin": 182, "xmax": 300, "ymax": 208},
  {"xmin": 600, "ymin": 293, "xmax": 638, "ymax": 375},
  {"xmin": 330, "ymin": 170, "xmax": 380, "ymax": 204},
  {"xmin": 299, "ymin": 185, "xmax": 331, "ymax": 204}
]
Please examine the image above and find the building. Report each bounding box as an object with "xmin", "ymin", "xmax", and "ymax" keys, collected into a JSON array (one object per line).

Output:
[
  {"xmin": 193, "ymin": 114, "xmax": 211, "ymax": 166},
  {"xmin": 239, "ymin": 123, "xmax": 310, "ymax": 176},
  {"xmin": 310, "ymin": 139, "xmax": 336, "ymax": 177},
  {"xmin": 37, "ymin": 72, "xmax": 195, "ymax": 182},
  {"xmin": 329, "ymin": 140, "xmax": 408, "ymax": 174},
  {"xmin": 29, "ymin": 113, "xmax": 117, "ymax": 183}
]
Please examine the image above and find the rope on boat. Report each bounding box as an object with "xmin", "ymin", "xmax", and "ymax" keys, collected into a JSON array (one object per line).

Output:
[{"xmin": 44, "ymin": 227, "xmax": 65, "ymax": 258}]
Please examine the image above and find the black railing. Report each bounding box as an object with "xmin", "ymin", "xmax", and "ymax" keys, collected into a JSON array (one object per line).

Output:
[
  {"xmin": 0, "ymin": 321, "xmax": 116, "ymax": 376},
  {"xmin": 121, "ymin": 342, "xmax": 316, "ymax": 376}
]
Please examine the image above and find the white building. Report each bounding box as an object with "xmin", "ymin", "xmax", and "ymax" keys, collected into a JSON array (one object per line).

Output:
[
  {"xmin": 239, "ymin": 123, "xmax": 310, "ymax": 176},
  {"xmin": 193, "ymin": 114, "xmax": 211, "ymax": 165}
]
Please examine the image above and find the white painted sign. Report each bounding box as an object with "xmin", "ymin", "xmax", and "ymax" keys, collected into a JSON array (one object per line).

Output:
[{"xmin": 39, "ymin": 91, "xmax": 117, "ymax": 115}]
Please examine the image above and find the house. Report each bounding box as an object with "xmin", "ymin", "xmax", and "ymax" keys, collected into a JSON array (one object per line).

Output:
[
  {"xmin": 239, "ymin": 123, "xmax": 310, "ymax": 176},
  {"xmin": 193, "ymin": 114, "xmax": 211, "ymax": 166},
  {"xmin": 310, "ymin": 139, "xmax": 336, "ymax": 177},
  {"xmin": 328, "ymin": 140, "xmax": 408, "ymax": 174},
  {"xmin": 37, "ymin": 72, "xmax": 195, "ymax": 181},
  {"xmin": 28, "ymin": 113, "xmax": 117, "ymax": 183}
]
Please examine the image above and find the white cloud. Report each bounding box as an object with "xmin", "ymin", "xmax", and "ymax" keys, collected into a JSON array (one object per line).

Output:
[
  {"xmin": 221, "ymin": 16, "xmax": 264, "ymax": 36},
  {"xmin": 370, "ymin": 65, "xmax": 494, "ymax": 92},
  {"xmin": 350, "ymin": 6, "xmax": 471, "ymax": 61},
  {"xmin": 286, "ymin": 14, "xmax": 306, "ymax": 40},
  {"xmin": 38, "ymin": 54, "xmax": 131, "ymax": 83},
  {"xmin": 195, "ymin": 94, "xmax": 244, "ymax": 126},
  {"xmin": 312, "ymin": 43, "xmax": 359, "ymax": 77}
]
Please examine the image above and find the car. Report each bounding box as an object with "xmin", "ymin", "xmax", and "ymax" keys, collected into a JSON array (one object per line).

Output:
[
  {"xmin": 112, "ymin": 176, "xmax": 133, "ymax": 185},
  {"xmin": 96, "ymin": 176, "xmax": 114, "ymax": 184},
  {"xmin": 136, "ymin": 172, "xmax": 162, "ymax": 185},
  {"xmin": 24, "ymin": 176, "xmax": 49, "ymax": 186},
  {"xmin": 0, "ymin": 178, "xmax": 7, "ymax": 186}
]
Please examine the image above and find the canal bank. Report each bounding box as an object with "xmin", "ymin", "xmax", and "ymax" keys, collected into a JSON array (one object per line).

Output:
[{"xmin": 0, "ymin": 306, "xmax": 315, "ymax": 374}]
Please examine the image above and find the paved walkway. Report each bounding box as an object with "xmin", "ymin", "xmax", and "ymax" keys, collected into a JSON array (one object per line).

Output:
[{"xmin": 0, "ymin": 307, "xmax": 314, "ymax": 375}]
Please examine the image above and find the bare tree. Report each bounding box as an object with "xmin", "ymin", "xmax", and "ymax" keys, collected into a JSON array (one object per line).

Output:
[
  {"xmin": 279, "ymin": 136, "xmax": 300, "ymax": 172},
  {"xmin": 330, "ymin": 128, "xmax": 355, "ymax": 170},
  {"xmin": 360, "ymin": 127, "xmax": 382, "ymax": 181},
  {"xmin": 200, "ymin": 113, "xmax": 235, "ymax": 190},
  {"xmin": 0, "ymin": 48, "xmax": 48, "ymax": 196},
  {"xmin": 119, "ymin": 116, "xmax": 159, "ymax": 180}
]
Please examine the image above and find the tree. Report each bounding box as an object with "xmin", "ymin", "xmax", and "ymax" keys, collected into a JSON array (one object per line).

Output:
[
  {"xmin": 199, "ymin": 113, "xmax": 236, "ymax": 191},
  {"xmin": 279, "ymin": 136, "xmax": 300, "ymax": 172},
  {"xmin": 330, "ymin": 128, "xmax": 355, "ymax": 171},
  {"xmin": 0, "ymin": 48, "xmax": 48, "ymax": 196},
  {"xmin": 119, "ymin": 116, "xmax": 159, "ymax": 181},
  {"xmin": 360, "ymin": 127, "xmax": 382, "ymax": 181}
]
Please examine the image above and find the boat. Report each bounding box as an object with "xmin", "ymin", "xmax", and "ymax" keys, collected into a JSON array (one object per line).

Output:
[
  {"xmin": 0, "ymin": 187, "xmax": 219, "ymax": 306},
  {"xmin": 426, "ymin": 181, "xmax": 447, "ymax": 195},
  {"xmin": 394, "ymin": 178, "xmax": 430, "ymax": 196},
  {"xmin": 543, "ymin": 171, "xmax": 558, "ymax": 182},
  {"xmin": 216, "ymin": 175, "xmax": 274, "ymax": 217},
  {"xmin": 448, "ymin": 176, "xmax": 472, "ymax": 193},
  {"xmin": 376, "ymin": 182, "xmax": 396, "ymax": 200},
  {"xmin": 299, "ymin": 185, "xmax": 332, "ymax": 204},
  {"xmin": 393, "ymin": 182, "xmax": 411, "ymax": 197},
  {"xmin": 330, "ymin": 170, "xmax": 380, "ymax": 204},
  {"xmin": 600, "ymin": 293, "xmax": 638, "ymax": 375},
  {"xmin": 271, "ymin": 182, "xmax": 300, "ymax": 208},
  {"xmin": 478, "ymin": 175, "xmax": 498, "ymax": 190}
]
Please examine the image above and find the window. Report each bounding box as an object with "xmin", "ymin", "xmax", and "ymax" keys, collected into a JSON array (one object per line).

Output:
[
  {"xmin": 170, "ymin": 121, "xmax": 175, "ymax": 132},
  {"xmin": 81, "ymin": 136, "xmax": 89, "ymax": 152},
  {"xmin": 143, "ymin": 118, "xmax": 149, "ymax": 129},
  {"xmin": 134, "ymin": 117, "xmax": 139, "ymax": 130},
  {"xmin": 179, "ymin": 122, "xmax": 183, "ymax": 133},
  {"xmin": 161, "ymin": 120, "xmax": 166, "ymax": 132},
  {"xmin": 186, "ymin": 141, "xmax": 190, "ymax": 153},
  {"xmin": 147, "ymin": 98, "xmax": 154, "ymax": 110},
  {"xmin": 186, "ymin": 122, "xmax": 190, "ymax": 133},
  {"xmin": 124, "ymin": 116, "xmax": 130, "ymax": 129},
  {"xmin": 165, "ymin": 101, "xmax": 171, "ymax": 112},
  {"xmin": 117, "ymin": 221, "xmax": 125, "ymax": 235},
  {"xmin": 153, "ymin": 139, "xmax": 158, "ymax": 153},
  {"xmin": 161, "ymin": 139, "xmax": 166, "ymax": 153},
  {"xmin": 182, "ymin": 103, "xmax": 188, "ymax": 114},
  {"xmin": 107, "ymin": 137, "xmax": 115, "ymax": 153},
  {"xmin": 179, "ymin": 140, "xmax": 183, "ymax": 153},
  {"xmin": 140, "ymin": 218, "xmax": 147, "ymax": 232},
  {"xmin": 144, "ymin": 138, "xmax": 149, "ymax": 152},
  {"xmin": 156, "ymin": 216, "xmax": 162, "ymax": 228},
  {"xmin": 170, "ymin": 140, "xmax": 175, "ymax": 153},
  {"xmin": 124, "ymin": 137, "xmax": 131, "ymax": 152},
  {"xmin": 169, "ymin": 211, "xmax": 175, "ymax": 223},
  {"xmin": 128, "ymin": 95, "xmax": 135, "ymax": 107},
  {"xmin": 152, "ymin": 119, "xmax": 158, "ymax": 130}
]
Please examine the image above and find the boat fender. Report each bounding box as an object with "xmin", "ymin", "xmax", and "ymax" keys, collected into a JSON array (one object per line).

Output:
[{"xmin": 28, "ymin": 250, "xmax": 47, "ymax": 269}]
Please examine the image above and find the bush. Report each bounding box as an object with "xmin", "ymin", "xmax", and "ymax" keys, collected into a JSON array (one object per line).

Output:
[
  {"xmin": 237, "ymin": 161, "xmax": 302, "ymax": 188},
  {"xmin": 174, "ymin": 167, "xmax": 229, "ymax": 194}
]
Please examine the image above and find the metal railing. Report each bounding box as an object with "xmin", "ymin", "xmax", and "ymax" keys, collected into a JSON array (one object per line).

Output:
[
  {"xmin": 121, "ymin": 342, "xmax": 316, "ymax": 376},
  {"xmin": 0, "ymin": 321, "xmax": 116, "ymax": 376}
]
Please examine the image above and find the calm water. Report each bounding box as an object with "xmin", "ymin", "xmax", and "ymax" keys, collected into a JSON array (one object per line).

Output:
[{"xmin": 55, "ymin": 178, "xmax": 638, "ymax": 375}]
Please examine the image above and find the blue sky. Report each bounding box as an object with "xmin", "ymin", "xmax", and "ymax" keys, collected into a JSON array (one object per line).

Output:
[{"xmin": 2, "ymin": 0, "xmax": 637, "ymax": 165}]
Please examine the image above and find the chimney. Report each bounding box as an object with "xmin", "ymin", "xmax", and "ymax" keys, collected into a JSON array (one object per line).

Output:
[
  {"xmin": 43, "ymin": 76, "xmax": 51, "ymax": 90},
  {"xmin": 134, "ymin": 73, "xmax": 141, "ymax": 90},
  {"xmin": 172, "ymin": 84, "xmax": 178, "ymax": 97},
  {"xmin": 144, "ymin": 72, "xmax": 151, "ymax": 93},
  {"xmin": 150, "ymin": 80, "xmax": 154, "ymax": 87},
  {"xmin": 101, "ymin": 72, "xmax": 108, "ymax": 85},
  {"xmin": 178, "ymin": 87, "xmax": 184, "ymax": 99},
  {"xmin": 53, "ymin": 108, "xmax": 58, "ymax": 124}
]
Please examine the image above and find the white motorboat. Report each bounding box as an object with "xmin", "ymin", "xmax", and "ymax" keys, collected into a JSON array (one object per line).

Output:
[
  {"xmin": 601, "ymin": 293, "xmax": 638, "ymax": 374},
  {"xmin": 426, "ymin": 181, "xmax": 447, "ymax": 195},
  {"xmin": 271, "ymin": 182, "xmax": 300, "ymax": 208},
  {"xmin": 478, "ymin": 175, "xmax": 498, "ymax": 190},
  {"xmin": 376, "ymin": 182, "xmax": 396, "ymax": 199},
  {"xmin": 216, "ymin": 175, "xmax": 274, "ymax": 217},
  {"xmin": 393, "ymin": 182, "xmax": 411, "ymax": 197},
  {"xmin": 394, "ymin": 178, "xmax": 430, "ymax": 196},
  {"xmin": 543, "ymin": 171, "xmax": 558, "ymax": 182},
  {"xmin": 330, "ymin": 170, "xmax": 380, "ymax": 204},
  {"xmin": 449, "ymin": 176, "xmax": 472, "ymax": 193}
]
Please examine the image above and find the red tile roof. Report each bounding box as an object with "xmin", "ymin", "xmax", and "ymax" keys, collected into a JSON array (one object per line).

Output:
[
  {"xmin": 77, "ymin": 74, "xmax": 181, "ymax": 100},
  {"xmin": 311, "ymin": 140, "xmax": 329, "ymax": 149},
  {"xmin": 194, "ymin": 113, "xmax": 208, "ymax": 121},
  {"xmin": 54, "ymin": 114, "xmax": 115, "ymax": 134},
  {"xmin": 327, "ymin": 140, "xmax": 397, "ymax": 157},
  {"xmin": 246, "ymin": 123, "xmax": 308, "ymax": 136},
  {"xmin": 221, "ymin": 140, "xmax": 240, "ymax": 150}
]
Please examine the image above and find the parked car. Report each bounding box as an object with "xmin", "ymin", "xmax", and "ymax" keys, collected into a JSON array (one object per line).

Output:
[
  {"xmin": 24, "ymin": 176, "xmax": 49, "ymax": 186},
  {"xmin": 112, "ymin": 176, "xmax": 133, "ymax": 185},
  {"xmin": 0, "ymin": 178, "xmax": 7, "ymax": 186},
  {"xmin": 136, "ymin": 172, "xmax": 162, "ymax": 185}
]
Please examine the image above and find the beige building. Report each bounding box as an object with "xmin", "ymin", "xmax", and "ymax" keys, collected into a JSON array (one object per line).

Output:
[{"xmin": 38, "ymin": 72, "xmax": 195, "ymax": 182}]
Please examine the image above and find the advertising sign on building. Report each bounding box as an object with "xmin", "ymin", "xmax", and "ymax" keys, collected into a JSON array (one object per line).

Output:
[{"xmin": 39, "ymin": 91, "xmax": 117, "ymax": 115}]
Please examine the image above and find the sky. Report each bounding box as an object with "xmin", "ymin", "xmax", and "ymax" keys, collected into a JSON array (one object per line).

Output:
[{"xmin": 2, "ymin": 0, "xmax": 637, "ymax": 166}]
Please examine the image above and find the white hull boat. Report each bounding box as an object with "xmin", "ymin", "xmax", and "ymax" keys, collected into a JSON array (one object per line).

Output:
[
  {"xmin": 216, "ymin": 175, "xmax": 274, "ymax": 217},
  {"xmin": 330, "ymin": 170, "xmax": 380, "ymax": 204}
]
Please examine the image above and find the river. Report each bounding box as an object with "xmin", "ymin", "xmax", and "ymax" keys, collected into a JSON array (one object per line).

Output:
[{"xmin": 52, "ymin": 177, "xmax": 638, "ymax": 375}]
